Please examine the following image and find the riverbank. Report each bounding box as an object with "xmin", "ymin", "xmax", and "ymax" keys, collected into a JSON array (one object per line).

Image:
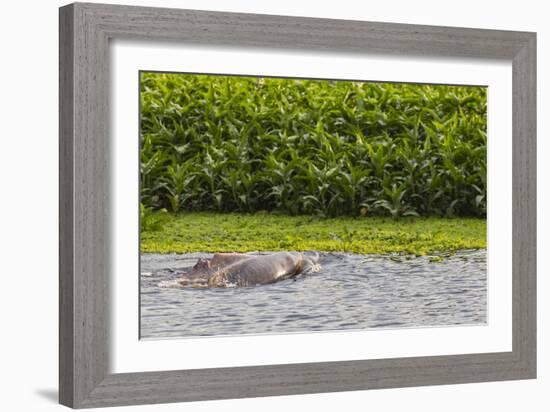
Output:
[{"xmin": 140, "ymin": 212, "xmax": 486, "ymax": 255}]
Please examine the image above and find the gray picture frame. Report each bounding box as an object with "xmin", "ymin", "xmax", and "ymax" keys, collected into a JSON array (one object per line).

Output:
[{"xmin": 59, "ymin": 2, "xmax": 536, "ymax": 408}]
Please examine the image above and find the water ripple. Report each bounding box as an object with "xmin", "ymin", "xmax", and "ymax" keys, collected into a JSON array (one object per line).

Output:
[{"xmin": 140, "ymin": 250, "xmax": 486, "ymax": 339}]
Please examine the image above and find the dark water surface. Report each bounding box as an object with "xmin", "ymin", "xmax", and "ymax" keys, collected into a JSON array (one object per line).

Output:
[{"xmin": 140, "ymin": 250, "xmax": 486, "ymax": 339}]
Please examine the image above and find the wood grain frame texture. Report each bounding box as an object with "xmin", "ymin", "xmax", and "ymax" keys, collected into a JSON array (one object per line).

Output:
[{"xmin": 59, "ymin": 2, "xmax": 537, "ymax": 408}]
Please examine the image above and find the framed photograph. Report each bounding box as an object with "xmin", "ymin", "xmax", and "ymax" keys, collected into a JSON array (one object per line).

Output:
[{"xmin": 59, "ymin": 2, "xmax": 536, "ymax": 408}]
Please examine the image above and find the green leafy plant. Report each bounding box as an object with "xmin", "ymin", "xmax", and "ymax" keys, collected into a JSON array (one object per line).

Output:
[
  {"xmin": 140, "ymin": 203, "xmax": 169, "ymax": 232},
  {"xmin": 140, "ymin": 73, "xmax": 487, "ymax": 218}
]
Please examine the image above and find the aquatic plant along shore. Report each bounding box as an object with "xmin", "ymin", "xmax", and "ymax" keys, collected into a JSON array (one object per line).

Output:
[
  {"xmin": 141, "ymin": 211, "xmax": 486, "ymax": 255},
  {"xmin": 140, "ymin": 73, "xmax": 486, "ymax": 218}
]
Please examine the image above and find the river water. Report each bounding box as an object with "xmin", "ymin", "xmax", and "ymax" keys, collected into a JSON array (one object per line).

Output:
[{"xmin": 140, "ymin": 250, "xmax": 486, "ymax": 339}]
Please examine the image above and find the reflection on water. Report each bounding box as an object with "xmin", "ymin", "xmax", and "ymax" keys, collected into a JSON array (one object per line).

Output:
[{"xmin": 140, "ymin": 250, "xmax": 486, "ymax": 339}]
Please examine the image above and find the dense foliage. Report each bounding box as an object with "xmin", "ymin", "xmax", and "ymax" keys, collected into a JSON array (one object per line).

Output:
[{"xmin": 140, "ymin": 73, "xmax": 487, "ymax": 217}]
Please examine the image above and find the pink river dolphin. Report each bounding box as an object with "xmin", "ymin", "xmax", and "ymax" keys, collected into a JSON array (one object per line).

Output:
[{"xmin": 176, "ymin": 251, "xmax": 321, "ymax": 288}]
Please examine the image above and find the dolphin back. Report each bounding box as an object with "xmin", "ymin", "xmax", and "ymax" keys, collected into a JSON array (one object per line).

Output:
[{"xmin": 208, "ymin": 252, "xmax": 303, "ymax": 287}]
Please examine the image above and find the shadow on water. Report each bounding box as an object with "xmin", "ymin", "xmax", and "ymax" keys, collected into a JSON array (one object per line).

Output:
[{"xmin": 140, "ymin": 250, "xmax": 487, "ymax": 339}]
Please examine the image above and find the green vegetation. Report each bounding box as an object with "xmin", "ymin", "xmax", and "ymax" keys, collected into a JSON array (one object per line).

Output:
[
  {"xmin": 140, "ymin": 73, "xmax": 486, "ymax": 218},
  {"xmin": 141, "ymin": 212, "xmax": 486, "ymax": 255},
  {"xmin": 140, "ymin": 73, "xmax": 487, "ymax": 256}
]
